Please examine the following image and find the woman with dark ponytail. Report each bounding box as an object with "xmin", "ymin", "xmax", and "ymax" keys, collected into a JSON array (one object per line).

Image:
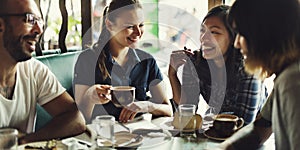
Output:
[{"xmin": 74, "ymin": 0, "xmax": 172, "ymax": 123}]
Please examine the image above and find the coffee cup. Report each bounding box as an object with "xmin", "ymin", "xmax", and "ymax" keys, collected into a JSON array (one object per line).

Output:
[
  {"xmin": 111, "ymin": 86, "xmax": 135, "ymax": 107},
  {"xmin": 213, "ymin": 114, "xmax": 244, "ymax": 137}
]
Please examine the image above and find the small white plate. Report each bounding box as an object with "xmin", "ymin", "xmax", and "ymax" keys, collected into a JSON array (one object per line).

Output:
[{"xmin": 115, "ymin": 131, "xmax": 143, "ymax": 148}]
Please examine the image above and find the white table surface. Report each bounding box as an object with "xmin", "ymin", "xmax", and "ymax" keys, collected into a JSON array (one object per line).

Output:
[{"xmin": 79, "ymin": 115, "xmax": 275, "ymax": 150}]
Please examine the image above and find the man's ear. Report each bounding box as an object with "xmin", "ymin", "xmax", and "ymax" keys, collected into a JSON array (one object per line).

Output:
[{"xmin": 105, "ymin": 19, "xmax": 114, "ymax": 32}]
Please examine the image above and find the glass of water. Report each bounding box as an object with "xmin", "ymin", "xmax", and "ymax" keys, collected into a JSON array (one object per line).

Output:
[
  {"xmin": 92, "ymin": 115, "xmax": 115, "ymax": 148},
  {"xmin": 178, "ymin": 104, "xmax": 196, "ymax": 138},
  {"xmin": 202, "ymin": 106, "xmax": 216, "ymax": 131}
]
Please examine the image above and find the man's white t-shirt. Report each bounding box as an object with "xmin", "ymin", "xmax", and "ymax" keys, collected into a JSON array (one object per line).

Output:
[{"xmin": 0, "ymin": 58, "xmax": 65, "ymax": 133}]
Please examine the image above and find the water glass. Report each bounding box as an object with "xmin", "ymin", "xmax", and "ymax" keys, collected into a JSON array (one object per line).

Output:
[
  {"xmin": 202, "ymin": 106, "xmax": 216, "ymax": 131},
  {"xmin": 0, "ymin": 128, "xmax": 18, "ymax": 150},
  {"xmin": 178, "ymin": 104, "xmax": 196, "ymax": 138},
  {"xmin": 92, "ymin": 115, "xmax": 115, "ymax": 147}
]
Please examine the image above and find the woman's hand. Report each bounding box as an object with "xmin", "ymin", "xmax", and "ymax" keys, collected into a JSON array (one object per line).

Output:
[
  {"xmin": 119, "ymin": 101, "xmax": 152, "ymax": 122},
  {"xmin": 169, "ymin": 48, "xmax": 194, "ymax": 75},
  {"xmin": 95, "ymin": 84, "xmax": 112, "ymax": 104},
  {"xmin": 85, "ymin": 84, "xmax": 112, "ymax": 104}
]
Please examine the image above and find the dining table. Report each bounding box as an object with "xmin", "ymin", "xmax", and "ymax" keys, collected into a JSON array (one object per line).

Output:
[{"xmin": 18, "ymin": 114, "xmax": 275, "ymax": 150}]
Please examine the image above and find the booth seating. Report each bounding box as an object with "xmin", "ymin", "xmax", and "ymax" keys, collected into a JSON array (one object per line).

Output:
[
  {"xmin": 34, "ymin": 50, "xmax": 81, "ymax": 130},
  {"xmin": 31, "ymin": 49, "xmax": 61, "ymax": 57}
]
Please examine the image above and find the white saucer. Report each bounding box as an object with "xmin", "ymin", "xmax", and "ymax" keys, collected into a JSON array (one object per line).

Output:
[{"xmin": 115, "ymin": 131, "xmax": 143, "ymax": 148}]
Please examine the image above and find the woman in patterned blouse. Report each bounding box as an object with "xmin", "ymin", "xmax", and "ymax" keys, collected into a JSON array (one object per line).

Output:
[{"xmin": 168, "ymin": 5, "xmax": 267, "ymax": 125}]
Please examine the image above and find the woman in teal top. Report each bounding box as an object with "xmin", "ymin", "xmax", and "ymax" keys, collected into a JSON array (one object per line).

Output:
[{"xmin": 74, "ymin": 0, "xmax": 172, "ymax": 123}]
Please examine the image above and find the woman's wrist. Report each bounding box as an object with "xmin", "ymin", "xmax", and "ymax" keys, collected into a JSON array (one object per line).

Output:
[
  {"xmin": 168, "ymin": 65, "xmax": 178, "ymax": 76},
  {"xmin": 147, "ymin": 101, "xmax": 155, "ymax": 112}
]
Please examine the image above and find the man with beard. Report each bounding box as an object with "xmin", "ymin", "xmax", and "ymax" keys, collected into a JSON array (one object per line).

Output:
[{"xmin": 0, "ymin": 0, "xmax": 85, "ymax": 144}]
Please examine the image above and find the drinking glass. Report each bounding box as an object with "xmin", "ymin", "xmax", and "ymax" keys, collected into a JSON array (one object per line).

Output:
[
  {"xmin": 202, "ymin": 106, "xmax": 216, "ymax": 131},
  {"xmin": 92, "ymin": 115, "xmax": 115, "ymax": 148},
  {"xmin": 0, "ymin": 128, "xmax": 18, "ymax": 150},
  {"xmin": 178, "ymin": 104, "xmax": 196, "ymax": 138}
]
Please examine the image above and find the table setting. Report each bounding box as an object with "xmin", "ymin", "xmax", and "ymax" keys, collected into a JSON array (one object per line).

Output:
[{"xmin": 16, "ymin": 103, "xmax": 275, "ymax": 150}]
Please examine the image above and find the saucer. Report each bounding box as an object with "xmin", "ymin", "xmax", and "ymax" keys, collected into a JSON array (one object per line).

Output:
[
  {"xmin": 203, "ymin": 127, "xmax": 232, "ymax": 141},
  {"xmin": 132, "ymin": 129, "xmax": 173, "ymax": 148},
  {"xmin": 115, "ymin": 131, "xmax": 143, "ymax": 148}
]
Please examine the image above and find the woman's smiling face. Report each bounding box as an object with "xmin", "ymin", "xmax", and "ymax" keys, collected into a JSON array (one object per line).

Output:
[
  {"xmin": 107, "ymin": 8, "xmax": 144, "ymax": 48},
  {"xmin": 200, "ymin": 16, "xmax": 231, "ymax": 60}
]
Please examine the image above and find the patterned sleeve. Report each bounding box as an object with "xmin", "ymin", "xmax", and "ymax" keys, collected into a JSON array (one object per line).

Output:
[
  {"xmin": 235, "ymin": 73, "xmax": 267, "ymax": 124},
  {"xmin": 181, "ymin": 59, "xmax": 201, "ymax": 105}
]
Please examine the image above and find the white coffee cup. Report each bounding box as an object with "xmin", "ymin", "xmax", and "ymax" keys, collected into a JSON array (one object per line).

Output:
[{"xmin": 111, "ymin": 86, "xmax": 135, "ymax": 107}]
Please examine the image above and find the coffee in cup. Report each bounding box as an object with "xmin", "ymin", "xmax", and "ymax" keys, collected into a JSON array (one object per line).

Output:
[
  {"xmin": 111, "ymin": 86, "xmax": 135, "ymax": 107},
  {"xmin": 213, "ymin": 114, "xmax": 244, "ymax": 137}
]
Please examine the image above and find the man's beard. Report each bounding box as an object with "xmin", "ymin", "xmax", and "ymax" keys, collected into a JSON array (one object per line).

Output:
[{"xmin": 3, "ymin": 23, "xmax": 32, "ymax": 62}]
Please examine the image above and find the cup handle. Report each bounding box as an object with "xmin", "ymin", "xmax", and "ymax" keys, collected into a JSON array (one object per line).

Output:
[{"xmin": 236, "ymin": 118, "xmax": 244, "ymax": 130}]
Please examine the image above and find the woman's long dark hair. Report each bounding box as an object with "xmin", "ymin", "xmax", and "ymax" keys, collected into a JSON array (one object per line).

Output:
[
  {"xmin": 93, "ymin": 0, "xmax": 142, "ymax": 80},
  {"xmin": 195, "ymin": 5, "xmax": 242, "ymax": 94},
  {"xmin": 228, "ymin": 0, "xmax": 300, "ymax": 78}
]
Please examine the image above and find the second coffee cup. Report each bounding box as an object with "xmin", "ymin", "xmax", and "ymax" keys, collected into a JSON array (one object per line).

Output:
[
  {"xmin": 213, "ymin": 114, "xmax": 244, "ymax": 137},
  {"xmin": 111, "ymin": 86, "xmax": 135, "ymax": 107}
]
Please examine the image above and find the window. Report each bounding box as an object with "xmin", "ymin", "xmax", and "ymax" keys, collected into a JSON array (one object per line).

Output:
[
  {"xmin": 38, "ymin": 0, "xmax": 81, "ymax": 51},
  {"xmin": 38, "ymin": 0, "xmax": 207, "ymax": 55}
]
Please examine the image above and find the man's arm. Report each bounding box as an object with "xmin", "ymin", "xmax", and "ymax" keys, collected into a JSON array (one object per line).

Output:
[
  {"xmin": 218, "ymin": 114, "xmax": 273, "ymax": 150},
  {"xmin": 19, "ymin": 92, "xmax": 86, "ymax": 144}
]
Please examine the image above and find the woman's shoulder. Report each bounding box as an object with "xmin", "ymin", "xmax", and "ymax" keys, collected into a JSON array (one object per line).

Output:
[
  {"xmin": 275, "ymin": 60, "xmax": 300, "ymax": 88},
  {"xmin": 77, "ymin": 48, "xmax": 100, "ymax": 62},
  {"xmin": 78, "ymin": 48, "xmax": 98, "ymax": 58},
  {"xmin": 133, "ymin": 48, "xmax": 155, "ymax": 60},
  {"xmin": 76, "ymin": 48, "xmax": 99, "ymax": 65}
]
